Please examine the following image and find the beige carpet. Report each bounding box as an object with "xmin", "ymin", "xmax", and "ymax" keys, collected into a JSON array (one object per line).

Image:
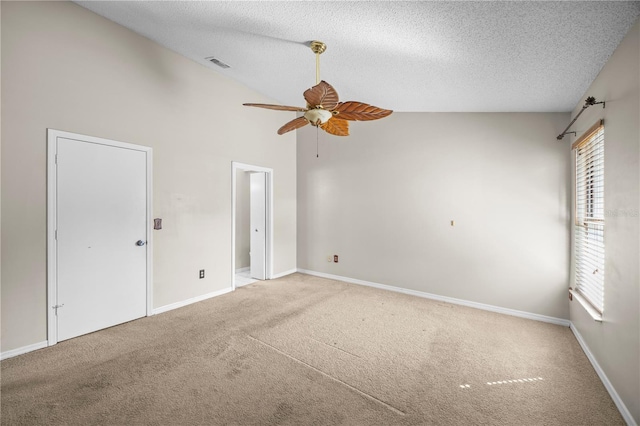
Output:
[{"xmin": 1, "ymin": 273, "xmax": 623, "ymax": 425}]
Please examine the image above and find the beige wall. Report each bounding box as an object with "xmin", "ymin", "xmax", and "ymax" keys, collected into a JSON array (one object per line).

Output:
[
  {"xmin": 569, "ymin": 21, "xmax": 640, "ymax": 423},
  {"xmin": 235, "ymin": 170, "xmax": 250, "ymax": 270},
  {"xmin": 1, "ymin": 1, "xmax": 297, "ymax": 352},
  {"xmin": 298, "ymin": 112, "xmax": 571, "ymax": 319},
  {"xmin": 0, "ymin": 2, "xmax": 3, "ymax": 330}
]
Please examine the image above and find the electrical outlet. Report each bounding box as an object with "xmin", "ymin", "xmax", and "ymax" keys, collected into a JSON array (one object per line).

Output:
[
  {"xmin": 334, "ymin": 255, "xmax": 338, "ymax": 263},
  {"xmin": 199, "ymin": 269, "xmax": 205, "ymax": 279}
]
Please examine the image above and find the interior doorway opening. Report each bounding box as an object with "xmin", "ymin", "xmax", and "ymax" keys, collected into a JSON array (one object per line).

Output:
[{"xmin": 231, "ymin": 162, "xmax": 273, "ymax": 290}]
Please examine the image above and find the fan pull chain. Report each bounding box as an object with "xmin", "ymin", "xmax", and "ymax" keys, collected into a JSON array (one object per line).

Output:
[{"xmin": 316, "ymin": 126, "xmax": 319, "ymax": 158}]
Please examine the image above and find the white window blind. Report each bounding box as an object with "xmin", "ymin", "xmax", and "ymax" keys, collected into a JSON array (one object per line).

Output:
[{"xmin": 573, "ymin": 120, "xmax": 604, "ymax": 313}]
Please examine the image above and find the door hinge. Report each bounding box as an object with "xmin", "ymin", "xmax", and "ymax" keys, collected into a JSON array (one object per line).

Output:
[{"xmin": 52, "ymin": 304, "xmax": 64, "ymax": 314}]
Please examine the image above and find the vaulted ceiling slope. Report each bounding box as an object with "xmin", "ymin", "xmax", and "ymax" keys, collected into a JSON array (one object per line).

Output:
[{"xmin": 76, "ymin": 1, "xmax": 640, "ymax": 112}]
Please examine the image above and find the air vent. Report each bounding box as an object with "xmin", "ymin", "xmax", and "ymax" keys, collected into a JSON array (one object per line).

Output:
[{"xmin": 205, "ymin": 57, "xmax": 230, "ymax": 69}]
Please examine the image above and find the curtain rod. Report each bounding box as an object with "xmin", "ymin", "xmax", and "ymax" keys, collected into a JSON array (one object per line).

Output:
[{"xmin": 557, "ymin": 96, "xmax": 605, "ymax": 140}]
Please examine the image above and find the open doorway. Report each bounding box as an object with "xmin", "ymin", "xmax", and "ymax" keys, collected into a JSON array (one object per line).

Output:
[{"xmin": 231, "ymin": 162, "xmax": 273, "ymax": 289}]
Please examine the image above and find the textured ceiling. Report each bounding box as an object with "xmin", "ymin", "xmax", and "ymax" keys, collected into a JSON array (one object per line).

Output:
[{"xmin": 76, "ymin": 1, "xmax": 640, "ymax": 112}]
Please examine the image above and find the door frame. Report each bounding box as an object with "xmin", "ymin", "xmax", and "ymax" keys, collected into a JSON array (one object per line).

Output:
[
  {"xmin": 46, "ymin": 129, "xmax": 153, "ymax": 346},
  {"xmin": 231, "ymin": 162, "xmax": 273, "ymax": 289}
]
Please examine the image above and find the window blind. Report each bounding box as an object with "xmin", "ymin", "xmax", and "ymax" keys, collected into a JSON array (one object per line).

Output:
[{"xmin": 574, "ymin": 121, "xmax": 604, "ymax": 313}]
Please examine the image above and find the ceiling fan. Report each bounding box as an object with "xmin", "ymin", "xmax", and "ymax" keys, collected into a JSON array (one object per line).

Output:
[{"xmin": 243, "ymin": 41, "xmax": 392, "ymax": 136}]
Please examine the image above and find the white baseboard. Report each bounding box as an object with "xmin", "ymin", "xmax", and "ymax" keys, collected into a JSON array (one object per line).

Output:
[
  {"xmin": 570, "ymin": 324, "xmax": 637, "ymax": 426},
  {"xmin": 271, "ymin": 268, "xmax": 298, "ymax": 279},
  {"xmin": 297, "ymin": 269, "xmax": 571, "ymax": 327},
  {"xmin": 1, "ymin": 340, "xmax": 48, "ymax": 361},
  {"xmin": 152, "ymin": 287, "xmax": 233, "ymax": 315},
  {"xmin": 235, "ymin": 267, "xmax": 250, "ymax": 273}
]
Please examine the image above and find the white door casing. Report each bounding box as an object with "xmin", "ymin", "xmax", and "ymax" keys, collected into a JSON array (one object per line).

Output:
[
  {"xmin": 250, "ymin": 172, "xmax": 267, "ymax": 280},
  {"xmin": 231, "ymin": 162, "xmax": 273, "ymax": 289},
  {"xmin": 47, "ymin": 130, "xmax": 153, "ymax": 345}
]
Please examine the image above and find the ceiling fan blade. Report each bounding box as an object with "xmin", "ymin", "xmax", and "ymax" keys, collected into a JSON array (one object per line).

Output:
[
  {"xmin": 303, "ymin": 81, "xmax": 339, "ymax": 110},
  {"xmin": 278, "ymin": 117, "xmax": 309, "ymax": 135},
  {"xmin": 333, "ymin": 101, "xmax": 393, "ymax": 121},
  {"xmin": 320, "ymin": 117, "xmax": 349, "ymax": 136},
  {"xmin": 243, "ymin": 103, "xmax": 307, "ymax": 112}
]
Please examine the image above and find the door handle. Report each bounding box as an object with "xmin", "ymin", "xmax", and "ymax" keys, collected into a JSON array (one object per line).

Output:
[{"xmin": 136, "ymin": 240, "xmax": 146, "ymax": 246}]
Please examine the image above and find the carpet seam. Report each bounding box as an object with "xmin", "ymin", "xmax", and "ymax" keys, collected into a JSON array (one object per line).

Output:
[
  {"xmin": 307, "ymin": 337, "xmax": 362, "ymax": 359},
  {"xmin": 246, "ymin": 334, "xmax": 406, "ymax": 416}
]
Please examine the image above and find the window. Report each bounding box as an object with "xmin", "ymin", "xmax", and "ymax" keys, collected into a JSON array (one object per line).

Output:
[{"xmin": 573, "ymin": 120, "xmax": 604, "ymax": 314}]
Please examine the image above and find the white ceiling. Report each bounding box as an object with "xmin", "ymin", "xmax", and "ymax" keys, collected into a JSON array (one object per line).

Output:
[{"xmin": 76, "ymin": 1, "xmax": 640, "ymax": 112}]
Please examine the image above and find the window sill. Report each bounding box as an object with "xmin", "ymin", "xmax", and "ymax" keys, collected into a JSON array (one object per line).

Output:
[{"xmin": 570, "ymin": 289, "xmax": 603, "ymax": 322}]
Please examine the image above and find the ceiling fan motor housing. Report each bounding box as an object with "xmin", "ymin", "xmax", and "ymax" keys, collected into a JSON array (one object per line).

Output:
[{"xmin": 304, "ymin": 108, "xmax": 332, "ymax": 126}]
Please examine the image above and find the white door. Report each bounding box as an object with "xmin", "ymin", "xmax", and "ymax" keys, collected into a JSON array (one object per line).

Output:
[
  {"xmin": 250, "ymin": 172, "xmax": 266, "ymax": 280},
  {"xmin": 56, "ymin": 137, "xmax": 148, "ymax": 341}
]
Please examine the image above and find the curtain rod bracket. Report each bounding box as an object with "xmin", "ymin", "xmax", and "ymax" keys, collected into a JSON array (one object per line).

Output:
[{"xmin": 557, "ymin": 96, "xmax": 604, "ymax": 140}]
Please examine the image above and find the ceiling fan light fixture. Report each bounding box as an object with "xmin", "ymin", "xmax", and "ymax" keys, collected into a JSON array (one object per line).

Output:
[{"xmin": 304, "ymin": 108, "xmax": 332, "ymax": 126}]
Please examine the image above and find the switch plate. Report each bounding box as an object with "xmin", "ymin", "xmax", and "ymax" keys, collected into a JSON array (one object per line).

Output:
[
  {"xmin": 199, "ymin": 269, "xmax": 205, "ymax": 279},
  {"xmin": 327, "ymin": 256, "xmax": 332, "ymax": 262}
]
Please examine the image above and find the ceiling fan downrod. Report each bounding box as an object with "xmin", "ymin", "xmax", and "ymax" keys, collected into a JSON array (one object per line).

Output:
[{"xmin": 310, "ymin": 41, "xmax": 326, "ymax": 85}]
